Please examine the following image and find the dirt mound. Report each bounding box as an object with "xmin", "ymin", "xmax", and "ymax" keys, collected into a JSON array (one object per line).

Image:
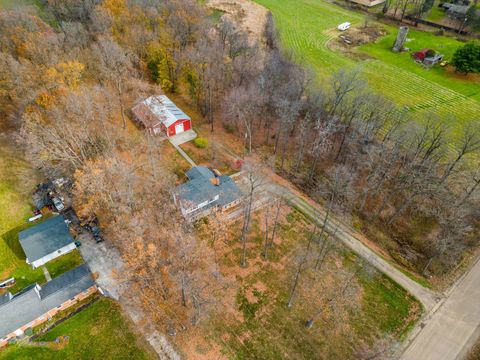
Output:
[
  {"xmin": 329, "ymin": 25, "xmax": 387, "ymax": 60},
  {"xmin": 337, "ymin": 25, "xmax": 388, "ymax": 47},
  {"xmin": 207, "ymin": 0, "xmax": 268, "ymax": 44}
]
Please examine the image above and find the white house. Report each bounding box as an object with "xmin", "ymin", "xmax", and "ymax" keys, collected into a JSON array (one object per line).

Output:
[
  {"xmin": 0, "ymin": 265, "xmax": 97, "ymax": 347},
  {"xmin": 18, "ymin": 215, "xmax": 76, "ymax": 269}
]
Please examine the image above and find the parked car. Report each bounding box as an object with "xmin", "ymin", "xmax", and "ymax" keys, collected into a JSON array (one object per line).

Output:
[
  {"xmin": 52, "ymin": 197, "xmax": 65, "ymax": 212},
  {"xmin": 81, "ymin": 217, "xmax": 104, "ymax": 243},
  {"xmin": 94, "ymin": 234, "xmax": 105, "ymax": 243}
]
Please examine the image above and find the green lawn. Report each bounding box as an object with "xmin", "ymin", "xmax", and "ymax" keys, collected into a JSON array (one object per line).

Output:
[
  {"xmin": 0, "ymin": 140, "xmax": 41, "ymax": 290},
  {"xmin": 0, "ymin": 140, "xmax": 83, "ymax": 293},
  {"xmin": 425, "ymin": 1, "xmax": 446, "ymax": 23},
  {"xmin": 254, "ymin": 0, "xmax": 480, "ymax": 139},
  {"xmin": 1, "ymin": 213, "xmax": 85, "ymax": 293},
  {"xmin": 0, "ymin": 298, "xmax": 156, "ymax": 360}
]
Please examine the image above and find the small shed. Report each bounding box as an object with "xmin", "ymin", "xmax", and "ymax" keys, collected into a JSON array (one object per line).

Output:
[
  {"xmin": 412, "ymin": 48, "xmax": 444, "ymax": 66},
  {"xmin": 132, "ymin": 95, "xmax": 192, "ymax": 137},
  {"xmin": 19, "ymin": 216, "xmax": 76, "ymax": 269}
]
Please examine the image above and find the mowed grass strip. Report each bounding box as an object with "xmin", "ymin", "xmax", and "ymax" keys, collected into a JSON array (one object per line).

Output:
[
  {"xmin": 0, "ymin": 298, "xmax": 156, "ymax": 360},
  {"xmin": 253, "ymin": 0, "xmax": 480, "ymax": 139}
]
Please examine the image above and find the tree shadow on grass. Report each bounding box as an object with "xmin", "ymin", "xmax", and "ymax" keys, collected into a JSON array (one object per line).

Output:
[{"xmin": 1, "ymin": 224, "xmax": 29, "ymax": 261}]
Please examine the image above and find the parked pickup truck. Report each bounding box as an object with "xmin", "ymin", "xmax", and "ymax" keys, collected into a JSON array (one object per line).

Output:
[{"xmin": 52, "ymin": 197, "xmax": 65, "ymax": 212}]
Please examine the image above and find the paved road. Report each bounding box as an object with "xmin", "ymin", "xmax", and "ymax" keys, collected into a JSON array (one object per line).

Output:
[
  {"xmin": 78, "ymin": 232, "xmax": 180, "ymax": 360},
  {"xmin": 176, "ymin": 142, "xmax": 480, "ymax": 358},
  {"xmin": 266, "ymin": 183, "xmax": 440, "ymax": 310},
  {"xmin": 188, "ymin": 142, "xmax": 439, "ymax": 309},
  {"xmin": 401, "ymin": 257, "xmax": 480, "ymax": 360}
]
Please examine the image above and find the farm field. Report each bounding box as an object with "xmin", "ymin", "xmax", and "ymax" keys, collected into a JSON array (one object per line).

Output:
[
  {"xmin": 254, "ymin": 0, "xmax": 480, "ymax": 139},
  {"xmin": 0, "ymin": 0, "xmax": 39, "ymax": 10},
  {"xmin": 0, "ymin": 298, "xmax": 156, "ymax": 360}
]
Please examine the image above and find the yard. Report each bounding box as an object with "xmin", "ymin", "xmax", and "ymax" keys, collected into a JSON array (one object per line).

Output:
[
  {"xmin": 182, "ymin": 206, "xmax": 420, "ymax": 359},
  {"xmin": 0, "ymin": 298, "xmax": 156, "ymax": 360},
  {"xmin": 0, "ymin": 139, "xmax": 83, "ymax": 293},
  {"xmin": 0, "ymin": 138, "xmax": 41, "ymax": 290},
  {"xmin": 253, "ymin": 0, "xmax": 480, "ymax": 139}
]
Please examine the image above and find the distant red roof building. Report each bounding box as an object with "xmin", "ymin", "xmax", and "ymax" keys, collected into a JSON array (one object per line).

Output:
[
  {"xmin": 131, "ymin": 95, "xmax": 192, "ymax": 137},
  {"xmin": 412, "ymin": 49, "xmax": 431, "ymax": 60}
]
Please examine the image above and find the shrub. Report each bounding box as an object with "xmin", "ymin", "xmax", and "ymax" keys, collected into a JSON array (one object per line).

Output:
[
  {"xmin": 193, "ymin": 137, "xmax": 209, "ymax": 148},
  {"xmin": 223, "ymin": 122, "xmax": 236, "ymax": 134},
  {"xmin": 452, "ymin": 42, "xmax": 480, "ymax": 74}
]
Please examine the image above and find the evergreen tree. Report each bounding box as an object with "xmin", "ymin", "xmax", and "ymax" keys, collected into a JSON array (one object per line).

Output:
[
  {"xmin": 421, "ymin": 0, "xmax": 435, "ymax": 15},
  {"xmin": 452, "ymin": 42, "xmax": 480, "ymax": 74}
]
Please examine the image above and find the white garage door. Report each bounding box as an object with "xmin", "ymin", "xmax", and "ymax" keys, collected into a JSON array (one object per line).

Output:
[{"xmin": 175, "ymin": 122, "xmax": 184, "ymax": 134}]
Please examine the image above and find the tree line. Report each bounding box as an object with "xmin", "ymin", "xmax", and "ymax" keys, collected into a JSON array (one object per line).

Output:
[{"xmin": 0, "ymin": 0, "xmax": 478, "ymax": 338}]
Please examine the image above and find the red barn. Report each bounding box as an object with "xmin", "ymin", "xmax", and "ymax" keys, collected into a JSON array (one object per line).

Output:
[
  {"xmin": 132, "ymin": 95, "xmax": 192, "ymax": 137},
  {"xmin": 412, "ymin": 48, "xmax": 432, "ymax": 61}
]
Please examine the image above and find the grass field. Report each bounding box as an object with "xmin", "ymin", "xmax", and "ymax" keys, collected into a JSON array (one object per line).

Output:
[
  {"xmin": 0, "ymin": 0, "xmax": 39, "ymax": 10},
  {"xmin": 0, "ymin": 298, "xmax": 156, "ymax": 360},
  {"xmin": 254, "ymin": 0, "xmax": 480, "ymax": 139}
]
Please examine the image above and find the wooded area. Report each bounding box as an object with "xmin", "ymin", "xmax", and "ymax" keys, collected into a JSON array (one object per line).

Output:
[{"xmin": 0, "ymin": 0, "xmax": 479, "ymax": 356}]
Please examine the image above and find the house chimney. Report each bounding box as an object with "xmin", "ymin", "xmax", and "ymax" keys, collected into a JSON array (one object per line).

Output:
[{"xmin": 210, "ymin": 177, "xmax": 220, "ymax": 186}]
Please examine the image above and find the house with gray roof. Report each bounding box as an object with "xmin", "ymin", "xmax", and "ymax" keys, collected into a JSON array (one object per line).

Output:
[
  {"xmin": 0, "ymin": 264, "xmax": 97, "ymax": 347},
  {"xmin": 19, "ymin": 215, "xmax": 76, "ymax": 269},
  {"xmin": 174, "ymin": 166, "xmax": 243, "ymax": 221}
]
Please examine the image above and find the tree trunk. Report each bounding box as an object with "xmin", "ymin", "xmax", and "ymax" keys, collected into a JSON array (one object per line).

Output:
[
  {"xmin": 287, "ymin": 226, "xmax": 315, "ymax": 308},
  {"xmin": 241, "ymin": 195, "xmax": 253, "ymax": 267},
  {"xmin": 263, "ymin": 207, "xmax": 270, "ymax": 259},
  {"xmin": 270, "ymin": 200, "xmax": 282, "ymax": 248},
  {"xmin": 386, "ymin": 193, "xmax": 417, "ymax": 225},
  {"xmin": 456, "ymin": 178, "xmax": 480, "ymax": 207},
  {"xmin": 116, "ymin": 81, "xmax": 126, "ymax": 129}
]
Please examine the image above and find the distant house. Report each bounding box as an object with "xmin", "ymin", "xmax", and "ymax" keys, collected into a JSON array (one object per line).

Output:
[
  {"xmin": 132, "ymin": 95, "xmax": 192, "ymax": 137},
  {"xmin": 442, "ymin": 3, "xmax": 469, "ymax": 18},
  {"xmin": 174, "ymin": 166, "xmax": 243, "ymax": 221},
  {"xmin": 0, "ymin": 264, "xmax": 97, "ymax": 347},
  {"xmin": 19, "ymin": 216, "xmax": 76, "ymax": 269},
  {"xmin": 350, "ymin": 0, "xmax": 385, "ymax": 7}
]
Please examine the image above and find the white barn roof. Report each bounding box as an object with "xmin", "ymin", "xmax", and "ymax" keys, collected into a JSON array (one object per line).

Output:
[{"xmin": 139, "ymin": 95, "xmax": 190, "ymax": 128}]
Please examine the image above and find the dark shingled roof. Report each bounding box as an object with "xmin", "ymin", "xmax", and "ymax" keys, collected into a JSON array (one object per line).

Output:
[
  {"xmin": 186, "ymin": 166, "xmax": 215, "ymax": 181},
  {"xmin": 0, "ymin": 292, "xmax": 12, "ymax": 306},
  {"xmin": 0, "ymin": 265, "xmax": 95, "ymax": 339},
  {"xmin": 176, "ymin": 167, "xmax": 242, "ymax": 214},
  {"xmin": 19, "ymin": 216, "xmax": 74, "ymax": 263},
  {"xmin": 216, "ymin": 176, "xmax": 243, "ymax": 207}
]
